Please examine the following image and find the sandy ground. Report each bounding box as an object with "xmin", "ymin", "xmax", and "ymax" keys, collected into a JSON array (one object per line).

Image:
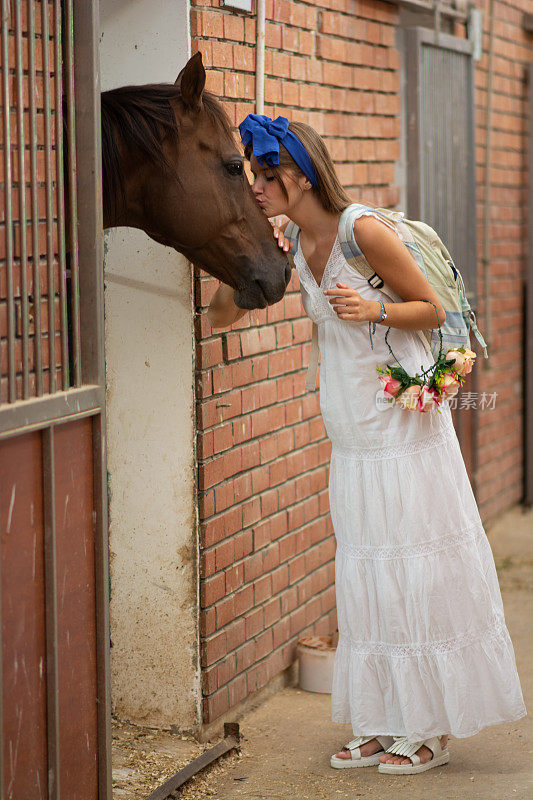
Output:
[{"xmin": 112, "ymin": 504, "xmax": 532, "ymax": 800}]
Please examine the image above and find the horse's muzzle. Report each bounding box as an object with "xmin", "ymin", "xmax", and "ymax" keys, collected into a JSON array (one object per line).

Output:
[{"xmin": 234, "ymin": 259, "xmax": 291, "ymax": 309}]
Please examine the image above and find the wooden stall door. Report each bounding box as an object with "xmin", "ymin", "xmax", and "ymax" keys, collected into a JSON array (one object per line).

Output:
[{"xmin": 0, "ymin": 2, "xmax": 109, "ymax": 798}]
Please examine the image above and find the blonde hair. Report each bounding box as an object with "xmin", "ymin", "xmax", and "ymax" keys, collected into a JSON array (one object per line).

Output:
[{"xmin": 244, "ymin": 121, "xmax": 352, "ymax": 214}]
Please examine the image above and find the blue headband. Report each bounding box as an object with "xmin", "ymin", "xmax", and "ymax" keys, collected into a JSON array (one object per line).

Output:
[{"xmin": 238, "ymin": 114, "xmax": 318, "ymax": 188}]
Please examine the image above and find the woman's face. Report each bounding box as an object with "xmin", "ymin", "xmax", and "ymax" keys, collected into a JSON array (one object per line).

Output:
[{"xmin": 249, "ymin": 155, "xmax": 307, "ymax": 218}]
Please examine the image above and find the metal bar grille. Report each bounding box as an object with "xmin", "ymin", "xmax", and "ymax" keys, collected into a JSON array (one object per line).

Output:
[
  {"xmin": 54, "ymin": 0, "xmax": 68, "ymax": 391},
  {"xmin": 14, "ymin": 1, "xmax": 29, "ymax": 399},
  {"xmin": 1, "ymin": 0, "xmax": 82, "ymax": 407},
  {"xmin": 41, "ymin": 0, "xmax": 56, "ymax": 394},
  {"xmin": 64, "ymin": 0, "xmax": 81, "ymax": 387},
  {"xmin": 1, "ymin": 0, "xmax": 15, "ymax": 403},
  {"xmin": 28, "ymin": 0, "xmax": 44, "ymax": 396}
]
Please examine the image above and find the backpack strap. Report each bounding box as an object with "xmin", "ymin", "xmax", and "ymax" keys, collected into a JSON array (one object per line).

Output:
[
  {"xmin": 339, "ymin": 204, "xmax": 431, "ymax": 356},
  {"xmin": 283, "ymin": 219, "xmax": 300, "ymax": 269}
]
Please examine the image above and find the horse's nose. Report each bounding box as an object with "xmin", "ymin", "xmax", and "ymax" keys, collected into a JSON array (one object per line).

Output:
[{"xmin": 284, "ymin": 262, "xmax": 292, "ymax": 286}]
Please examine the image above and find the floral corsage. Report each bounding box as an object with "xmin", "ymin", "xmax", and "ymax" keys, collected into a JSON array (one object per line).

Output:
[{"xmin": 375, "ymin": 301, "xmax": 477, "ymax": 413}]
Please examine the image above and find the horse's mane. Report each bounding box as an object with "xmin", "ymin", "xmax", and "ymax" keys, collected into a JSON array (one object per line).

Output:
[{"xmin": 101, "ymin": 83, "xmax": 234, "ymax": 222}]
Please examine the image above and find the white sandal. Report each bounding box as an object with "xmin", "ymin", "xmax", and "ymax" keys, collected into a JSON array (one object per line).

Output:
[
  {"xmin": 330, "ymin": 735, "xmax": 395, "ymax": 769},
  {"xmin": 377, "ymin": 735, "xmax": 450, "ymax": 774}
]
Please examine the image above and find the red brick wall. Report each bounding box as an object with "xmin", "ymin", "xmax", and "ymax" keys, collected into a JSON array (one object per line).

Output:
[
  {"xmin": 473, "ymin": 0, "xmax": 531, "ymax": 520},
  {"xmin": 192, "ymin": 0, "xmax": 531, "ymax": 725},
  {"xmin": 0, "ymin": 1, "xmax": 62, "ymax": 402}
]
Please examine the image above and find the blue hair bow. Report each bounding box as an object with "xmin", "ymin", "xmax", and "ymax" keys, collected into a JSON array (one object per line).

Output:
[{"xmin": 238, "ymin": 114, "xmax": 318, "ymax": 188}]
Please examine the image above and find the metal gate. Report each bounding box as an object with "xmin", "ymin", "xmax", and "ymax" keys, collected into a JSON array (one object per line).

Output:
[
  {"xmin": 405, "ymin": 26, "xmax": 478, "ymax": 489},
  {"xmin": 0, "ymin": 2, "xmax": 110, "ymax": 798}
]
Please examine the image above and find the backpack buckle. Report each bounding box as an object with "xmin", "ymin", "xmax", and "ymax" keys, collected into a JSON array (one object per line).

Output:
[{"xmin": 368, "ymin": 272, "xmax": 384, "ymax": 289}]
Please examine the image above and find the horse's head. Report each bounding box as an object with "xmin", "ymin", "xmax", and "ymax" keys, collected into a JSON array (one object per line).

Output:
[{"xmin": 101, "ymin": 53, "xmax": 290, "ymax": 309}]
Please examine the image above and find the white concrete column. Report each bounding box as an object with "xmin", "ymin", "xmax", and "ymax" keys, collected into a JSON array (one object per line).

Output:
[{"xmin": 99, "ymin": 0, "xmax": 199, "ymax": 730}]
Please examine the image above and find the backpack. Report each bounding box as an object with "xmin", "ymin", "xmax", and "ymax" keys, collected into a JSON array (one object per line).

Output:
[{"xmin": 284, "ymin": 203, "xmax": 488, "ymax": 392}]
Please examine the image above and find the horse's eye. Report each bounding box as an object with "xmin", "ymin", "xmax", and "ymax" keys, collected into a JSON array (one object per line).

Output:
[{"xmin": 226, "ymin": 161, "xmax": 244, "ymax": 177}]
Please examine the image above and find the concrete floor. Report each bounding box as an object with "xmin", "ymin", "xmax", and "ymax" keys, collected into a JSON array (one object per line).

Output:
[{"xmin": 195, "ymin": 505, "xmax": 533, "ymax": 800}]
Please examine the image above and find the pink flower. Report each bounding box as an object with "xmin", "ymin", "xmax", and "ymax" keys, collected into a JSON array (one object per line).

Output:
[
  {"xmin": 397, "ymin": 384, "xmax": 422, "ymax": 411},
  {"xmin": 418, "ymin": 386, "xmax": 441, "ymax": 412},
  {"xmin": 445, "ymin": 348, "xmax": 476, "ymax": 377},
  {"xmin": 438, "ymin": 372, "xmax": 461, "ymax": 398},
  {"xmin": 378, "ymin": 375, "xmax": 402, "ymax": 398}
]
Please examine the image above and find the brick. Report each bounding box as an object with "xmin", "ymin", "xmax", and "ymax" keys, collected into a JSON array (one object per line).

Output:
[
  {"xmin": 244, "ymin": 552, "xmax": 263, "ymax": 583},
  {"xmin": 225, "ymin": 563, "xmax": 244, "ymax": 594},
  {"xmin": 217, "ymin": 652, "xmax": 237, "ymax": 687},
  {"xmin": 202, "ymin": 665, "xmax": 218, "ymax": 695},
  {"xmin": 254, "ymin": 574, "xmax": 272, "ymax": 604},
  {"xmin": 200, "ymin": 549, "xmax": 216, "ymax": 579},
  {"xmin": 255, "ymin": 628, "xmax": 274, "ymax": 660},
  {"xmin": 235, "ymin": 529, "xmax": 253, "ymax": 560},
  {"xmin": 211, "ymin": 40, "xmax": 233, "ymax": 69},
  {"xmin": 197, "ymin": 9, "xmax": 224, "ymax": 38},
  {"xmin": 224, "ymin": 12, "xmax": 245, "ymax": 41},
  {"xmin": 234, "ymin": 584, "xmax": 254, "ymax": 617},
  {"xmin": 203, "ymin": 685, "xmax": 229, "ymax": 722},
  {"xmin": 245, "ymin": 607, "xmax": 264, "ymax": 638},
  {"xmin": 246, "ymin": 660, "xmax": 269, "ymax": 694},
  {"xmin": 216, "ymin": 595, "xmax": 235, "ymax": 629},
  {"xmin": 202, "ymin": 630, "xmax": 227, "ymax": 668},
  {"xmin": 215, "ymin": 538, "xmax": 235, "ymax": 571},
  {"xmin": 264, "ymin": 597, "xmax": 281, "ymax": 628},
  {"xmin": 271, "ymin": 564, "xmax": 289, "ymax": 596},
  {"xmin": 201, "ymin": 573, "xmax": 226, "ymax": 608},
  {"xmin": 200, "ymin": 607, "xmax": 216, "ymax": 638},
  {"xmin": 227, "ymin": 673, "xmax": 248, "ymax": 707},
  {"xmin": 236, "ymin": 640, "xmax": 256, "ymax": 672}
]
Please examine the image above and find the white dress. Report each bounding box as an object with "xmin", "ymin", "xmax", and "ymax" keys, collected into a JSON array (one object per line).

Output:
[{"xmin": 294, "ymin": 220, "xmax": 527, "ymax": 741}]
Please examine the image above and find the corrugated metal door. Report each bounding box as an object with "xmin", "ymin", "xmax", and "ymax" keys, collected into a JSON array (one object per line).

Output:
[
  {"xmin": 405, "ymin": 27, "xmax": 478, "ymax": 488},
  {"xmin": 0, "ymin": 2, "xmax": 110, "ymax": 798}
]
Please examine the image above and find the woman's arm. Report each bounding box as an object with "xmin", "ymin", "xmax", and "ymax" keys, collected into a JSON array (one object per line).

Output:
[
  {"xmin": 208, "ymin": 283, "xmax": 248, "ymax": 328},
  {"xmin": 325, "ymin": 214, "xmax": 446, "ymax": 330}
]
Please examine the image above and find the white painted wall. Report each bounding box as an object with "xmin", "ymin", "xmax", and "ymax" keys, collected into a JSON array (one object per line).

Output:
[{"xmin": 99, "ymin": 0, "xmax": 200, "ymax": 730}]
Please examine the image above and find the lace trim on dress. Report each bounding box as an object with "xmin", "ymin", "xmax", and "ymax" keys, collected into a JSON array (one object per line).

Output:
[
  {"xmin": 335, "ymin": 520, "xmax": 486, "ymax": 560},
  {"xmin": 294, "ymin": 236, "xmax": 345, "ymax": 323},
  {"xmin": 338, "ymin": 619, "xmax": 508, "ymax": 659},
  {"xmin": 318, "ymin": 236, "xmax": 345, "ymax": 289},
  {"xmin": 331, "ymin": 423, "xmax": 456, "ymax": 461}
]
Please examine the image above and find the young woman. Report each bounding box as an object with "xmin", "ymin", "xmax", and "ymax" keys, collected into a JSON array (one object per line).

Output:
[{"xmin": 208, "ymin": 114, "xmax": 526, "ymax": 775}]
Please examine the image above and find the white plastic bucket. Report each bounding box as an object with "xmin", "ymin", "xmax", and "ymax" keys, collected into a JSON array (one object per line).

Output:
[{"xmin": 296, "ymin": 635, "xmax": 336, "ymax": 694}]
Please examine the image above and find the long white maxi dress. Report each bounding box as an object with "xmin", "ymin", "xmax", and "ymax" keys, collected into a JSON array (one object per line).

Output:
[{"xmin": 294, "ymin": 218, "xmax": 527, "ymax": 741}]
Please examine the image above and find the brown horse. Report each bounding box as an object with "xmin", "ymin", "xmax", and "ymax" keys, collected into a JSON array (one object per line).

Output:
[{"xmin": 100, "ymin": 52, "xmax": 290, "ymax": 309}]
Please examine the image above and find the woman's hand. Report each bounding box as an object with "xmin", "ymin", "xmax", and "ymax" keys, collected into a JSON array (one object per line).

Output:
[
  {"xmin": 324, "ymin": 283, "xmax": 380, "ymax": 322},
  {"xmin": 270, "ymin": 218, "xmax": 293, "ymax": 254},
  {"xmin": 208, "ymin": 283, "xmax": 247, "ymax": 328}
]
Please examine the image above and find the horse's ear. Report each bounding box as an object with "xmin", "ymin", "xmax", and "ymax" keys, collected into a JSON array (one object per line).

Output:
[{"xmin": 175, "ymin": 52, "xmax": 206, "ymax": 112}]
